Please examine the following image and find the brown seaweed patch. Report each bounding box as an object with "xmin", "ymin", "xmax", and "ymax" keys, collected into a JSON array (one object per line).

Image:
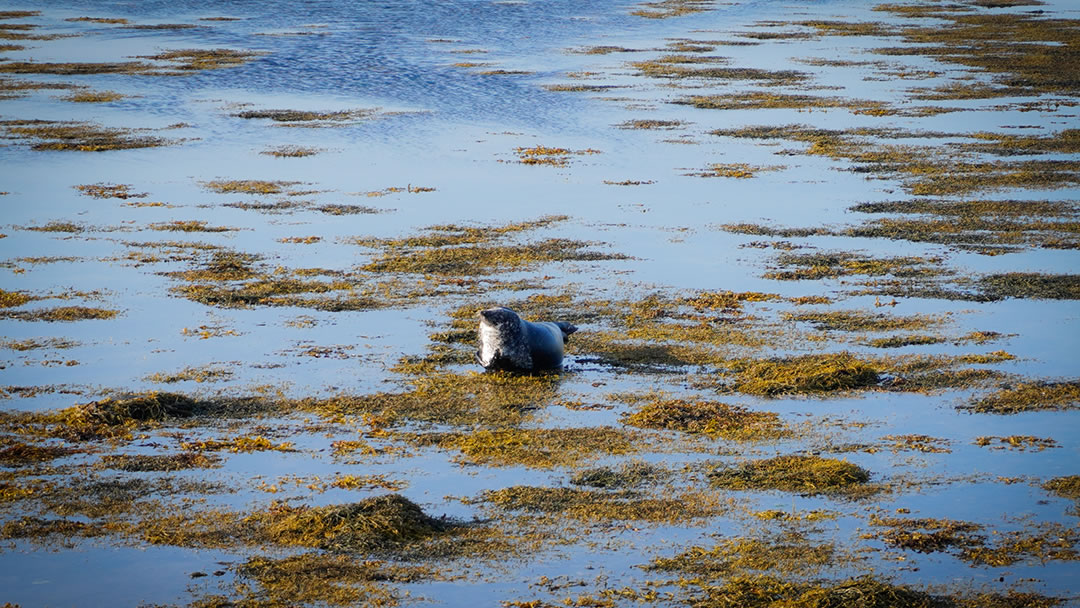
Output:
[
  {"xmin": 569, "ymin": 461, "xmax": 668, "ymax": 489},
  {"xmin": 314, "ymin": 203, "xmax": 384, "ymax": 215},
  {"xmin": 475, "ymin": 485, "xmax": 720, "ymax": 522},
  {"xmin": 869, "ymin": 515, "xmax": 985, "ymax": 554},
  {"xmin": 632, "ymin": 56, "xmax": 808, "ymax": 85},
  {"xmin": 708, "ymin": 454, "xmax": 874, "ymax": 496},
  {"xmin": 866, "ymin": 335, "xmax": 945, "ymax": 348},
  {"xmin": 139, "ymin": 494, "xmax": 470, "ymax": 556},
  {"xmin": 729, "ymin": 352, "xmax": 880, "ymax": 396},
  {"xmin": 0, "ymin": 442, "xmax": 76, "ymax": 465},
  {"xmin": 99, "ymin": 451, "xmax": 221, "ymax": 471},
  {"xmin": 137, "ymin": 48, "xmax": 264, "ymax": 71},
  {"xmin": 0, "ymin": 288, "xmax": 34, "ymax": 308},
  {"xmin": 0, "ymin": 306, "xmax": 119, "ymax": 322},
  {"xmin": 570, "ymin": 45, "xmax": 642, "ymax": 54},
  {"xmin": 0, "ymin": 337, "xmax": 79, "ymax": 351},
  {"xmin": 221, "ymin": 553, "xmax": 428, "ymax": 607},
  {"xmin": 617, "ymin": 119, "xmax": 687, "ymax": 130},
  {"xmin": 515, "ymin": 145, "xmax": 600, "ymax": 167},
  {"xmin": 975, "ymin": 435, "xmax": 1058, "ymax": 451},
  {"xmin": 873, "ymin": 6, "xmax": 1080, "ymax": 100},
  {"xmin": 764, "ymin": 251, "xmax": 946, "ymax": 281},
  {"xmin": 783, "ymin": 310, "xmax": 946, "ymax": 333},
  {"xmin": 4, "ymin": 392, "xmax": 197, "ymax": 441},
  {"xmin": 846, "ymin": 204, "xmax": 1080, "ymax": 254},
  {"xmin": 0, "ymin": 517, "xmax": 106, "ymax": 542},
  {"xmin": 61, "ymin": 89, "xmax": 126, "ymax": 103},
  {"xmin": 1043, "ymin": 475, "xmax": 1080, "ymax": 501},
  {"xmin": 182, "ymin": 435, "xmax": 295, "ymax": 453},
  {"xmin": 966, "ymin": 380, "xmax": 1080, "ymax": 414},
  {"xmin": 619, "ymin": 394, "xmax": 788, "ymax": 440},
  {"xmin": 689, "ymin": 162, "xmax": 786, "ymax": 178},
  {"xmin": 148, "ymin": 220, "xmax": 236, "ymax": 232},
  {"xmin": 631, "ymin": 0, "xmax": 714, "ymax": 19},
  {"xmin": 978, "ymin": 273, "xmax": 1080, "ymax": 300},
  {"xmin": 296, "ymin": 369, "xmax": 560, "ymax": 428},
  {"xmin": 676, "ymin": 92, "xmax": 889, "ymax": 114},
  {"xmin": 543, "ymin": 83, "xmax": 623, "ymax": 92},
  {"xmin": 145, "ymin": 364, "xmax": 234, "ymax": 383},
  {"xmin": 647, "ymin": 534, "xmax": 835, "ymax": 578},
  {"xmin": 66, "ymin": 16, "xmax": 130, "ymax": 24},
  {"xmin": 247, "ymin": 494, "xmax": 454, "ymax": 553},
  {"xmin": 233, "ymin": 108, "xmax": 373, "ymax": 123},
  {"xmin": 75, "ymin": 182, "xmax": 147, "ymax": 199},
  {"xmin": 202, "ymin": 179, "xmax": 302, "ymax": 195},
  {"xmin": 0, "ymin": 61, "xmax": 154, "ymax": 75},
  {"xmin": 356, "ymin": 216, "xmax": 624, "ymax": 275},
  {"xmin": 1, "ymin": 119, "xmax": 171, "ymax": 151},
  {"xmin": 960, "ymin": 523, "xmax": 1080, "ymax": 567},
  {"xmin": 261, "ymin": 145, "xmax": 322, "ymax": 157},
  {"xmin": 415, "ymin": 427, "xmax": 639, "ymax": 468}
]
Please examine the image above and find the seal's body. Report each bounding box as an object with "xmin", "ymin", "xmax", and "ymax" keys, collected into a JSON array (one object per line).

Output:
[{"xmin": 476, "ymin": 307, "xmax": 577, "ymax": 371}]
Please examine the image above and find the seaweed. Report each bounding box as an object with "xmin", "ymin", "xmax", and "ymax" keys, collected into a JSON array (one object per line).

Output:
[
  {"xmin": 966, "ymin": 381, "xmax": 1080, "ymax": 413},
  {"xmin": 569, "ymin": 461, "xmax": 667, "ymax": 489},
  {"xmin": 729, "ymin": 352, "xmax": 880, "ymax": 396},
  {"xmin": 708, "ymin": 454, "xmax": 874, "ymax": 495},
  {"xmin": 0, "ymin": 306, "xmax": 119, "ymax": 322},
  {"xmin": 1, "ymin": 119, "xmax": 171, "ymax": 151},
  {"xmin": 619, "ymin": 394, "xmax": 788, "ymax": 439},
  {"xmin": 475, "ymin": 485, "xmax": 720, "ymax": 522},
  {"xmin": 1042, "ymin": 476, "xmax": 1080, "ymax": 501},
  {"xmin": 98, "ymin": 452, "xmax": 221, "ymax": 471}
]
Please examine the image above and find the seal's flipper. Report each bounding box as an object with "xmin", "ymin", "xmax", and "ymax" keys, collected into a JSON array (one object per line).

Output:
[{"xmin": 555, "ymin": 322, "xmax": 577, "ymax": 342}]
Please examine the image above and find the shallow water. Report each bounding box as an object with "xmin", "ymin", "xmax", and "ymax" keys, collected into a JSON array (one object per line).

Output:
[{"xmin": 2, "ymin": 0, "xmax": 1079, "ymax": 606}]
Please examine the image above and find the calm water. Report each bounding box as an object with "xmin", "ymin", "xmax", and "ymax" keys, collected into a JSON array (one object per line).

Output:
[{"xmin": 1, "ymin": 0, "xmax": 1078, "ymax": 606}]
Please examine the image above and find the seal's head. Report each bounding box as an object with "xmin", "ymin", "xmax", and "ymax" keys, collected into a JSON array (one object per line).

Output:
[{"xmin": 476, "ymin": 307, "xmax": 531, "ymax": 370}]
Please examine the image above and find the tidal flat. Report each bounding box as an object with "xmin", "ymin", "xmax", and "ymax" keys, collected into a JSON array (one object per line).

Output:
[{"xmin": 1, "ymin": 1, "xmax": 1078, "ymax": 606}]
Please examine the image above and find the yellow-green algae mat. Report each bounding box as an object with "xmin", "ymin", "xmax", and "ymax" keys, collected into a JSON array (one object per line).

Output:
[{"xmin": 2, "ymin": 0, "xmax": 1080, "ymax": 607}]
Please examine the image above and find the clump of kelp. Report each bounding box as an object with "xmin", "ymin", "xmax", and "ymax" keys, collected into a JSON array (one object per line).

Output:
[
  {"xmin": 0, "ymin": 305, "xmax": 120, "ymax": 322},
  {"xmin": 155, "ymin": 216, "xmax": 625, "ymax": 311},
  {"xmin": 618, "ymin": 393, "xmax": 789, "ymax": 440},
  {"xmin": 630, "ymin": 0, "xmax": 714, "ymax": 19},
  {"xmin": 233, "ymin": 108, "xmax": 375, "ymax": 125},
  {"xmin": 514, "ymin": 145, "xmax": 600, "ymax": 167},
  {"xmin": 1, "ymin": 392, "xmax": 199, "ymax": 440},
  {"xmin": 473, "ymin": 484, "xmax": 721, "ymax": 523},
  {"xmin": 708, "ymin": 454, "xmax": 877, "ymax": 497},
  {"xmin": 0, "ymin": 119, "xmax": 173, "ymax": 151},
  {"xmin": 724, "ymin": 353, "xmax": 882, "ymax": 396},
  {"xmin": 410, "ymin": 426, "xmax": 641, "ymax": 468},
  {"xmin": 634, "ymin": 572, "xmax": 1063, "ymax": 608},
  {"xmin": 964, "ymin": 380, "xmax": 1080, "ymax": 414},
  {"xmin": 721, "ymin": 241, "xmax": 1080, "ymax": 301},
  {"xmin": 630, "ymin": 54, "xmax": 808, "ymax": 86},
  {"xmin": 0, "ymin": 48, "xmax": 263, "ymax": 76},
  {"xmin": 646, "ymin": 534, "xmax": 837, "ymax": 578},
  {"xmin": 208, "ymin": 553, "xmax": 429, "ymax": 607},
  {"xmin": 711, "ymin": 126, "xmax": 1080, "ymax": 198},
  {"xmin": 570, "ymin": 461, "xmax": 667, "ymax": 489},
  {"xmin": 353, "ymin": 215, "xmax": 625, "ymax": 275},
  {"xmin": 868, "ymin": 514, "xmax": 1080, "ymax": 568},
  {"xmin": 294, "ymin": 367, "xmax": 563, "ymax": 428}
]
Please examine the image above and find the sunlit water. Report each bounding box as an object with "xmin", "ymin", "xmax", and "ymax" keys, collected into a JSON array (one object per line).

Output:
[{"xmin": 1, "ymin": 0, "xmax": 1079, "ymax": 606}]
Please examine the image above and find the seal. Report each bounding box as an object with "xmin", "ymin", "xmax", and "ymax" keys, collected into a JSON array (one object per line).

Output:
[{"xmin": 475, "ymin": 306, "xmax": 577, "ymax": 371}]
